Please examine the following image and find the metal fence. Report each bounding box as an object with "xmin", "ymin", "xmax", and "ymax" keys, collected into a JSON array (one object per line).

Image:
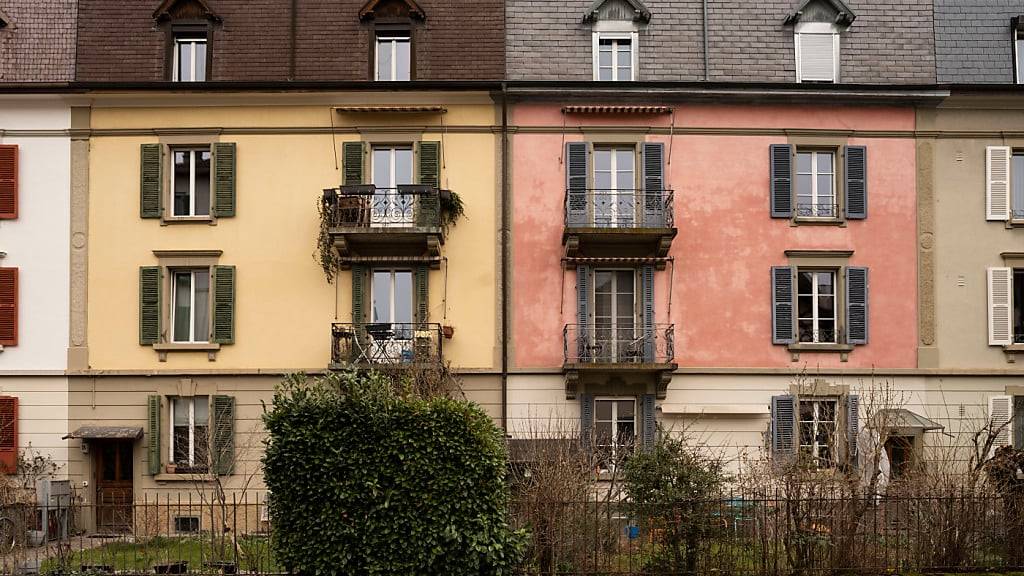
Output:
[
  {"xmin": 564, "ymin": 189, "xmax": 674, "ymax": 229},
  {"xmin": 322, "ymin": 185, "xmax": 441, "ymax": 229},
  {"xmin": 563, "ymin": 324, "xmax": 675, "ymax": 365},
  {"xmin": 331, "ymin": 322, "xmax": 443, "ymax": 367}
]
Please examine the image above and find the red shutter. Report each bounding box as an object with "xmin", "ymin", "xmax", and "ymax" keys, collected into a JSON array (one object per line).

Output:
[
  {"xmin": 0, "ymin": 268, "xmax": 15, "ymax": 346},
  {"xmin": 0, "ymin": 397, "xmax": 18, "ymax": 474},
  {"xmin": 0, "ymin": 145, "xmax": 17, "ymax": 219}
]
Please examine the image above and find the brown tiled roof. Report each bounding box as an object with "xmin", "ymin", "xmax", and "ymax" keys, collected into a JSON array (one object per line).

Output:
[{"xmin": 0, "ymin": 0, "xmax": 76, "ymax": 82}]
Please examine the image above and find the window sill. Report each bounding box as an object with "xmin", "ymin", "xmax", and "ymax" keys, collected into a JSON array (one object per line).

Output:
[
  {"xmin": 1002, "ymin": 344, "xmax": 1024, "ymax": 362},
  {"xmin": 791, "ymin": 217, "xmax": 846, "ymax": 227},
  {"xmin": 154, "ymin": 473, "xmax": 215, "ymax": 483},
  {"xmin": 787, "ymin": 343, "xmax": 854, "ymax": 362},
  {"xmin": 1007, "ymin": 220, "xmax": 1024, "ymax": 229},
  {"xmin": 152, "ymin": 342, "xmax": 220, "ymax": 362},
  {"xmin": 161, "ymin": 216, "xmax": 216, "ymax": 226}
]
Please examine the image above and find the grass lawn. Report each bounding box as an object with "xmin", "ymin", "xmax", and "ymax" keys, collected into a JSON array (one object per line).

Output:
[{"xmin": 40, "ymin": 535, "xmax": 280, "ymax": 574}]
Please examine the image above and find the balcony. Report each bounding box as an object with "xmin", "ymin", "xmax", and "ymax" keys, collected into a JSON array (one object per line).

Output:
[
  {"xmin": 563, "ymin": 189, "xmax": 676, "ymax": 262},
  {"xmin": 323, "ymin": 185, "xmax": 444, "ymax": 266},
  {"xmin": 330, "ymin": 323, "xmax": 443, "ymax": 369},
  {"xmin": 562, "ymin": 323, "xmax": 676, "ymax": 399}
]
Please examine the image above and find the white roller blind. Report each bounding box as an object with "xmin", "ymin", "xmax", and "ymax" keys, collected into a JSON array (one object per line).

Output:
[
  {"xmin": 797, "ymin": 33, "xmax": 837, "ymax": 82},
  {"xmin": 988, "ymin": 267, "xmax": 1012, "ymax": 346},
  {"xmin": 987, "ymin": 146, "xmax": 1011, "ymax": 221}
]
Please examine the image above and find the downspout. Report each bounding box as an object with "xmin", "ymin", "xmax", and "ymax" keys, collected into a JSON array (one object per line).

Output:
[
  {"xmin": 702, "ymin": 0, "xmax": 709, "ymax": 81},
  {"xmin": 500, "ymin": 81, "xmax": 509, "ymax": 432},
  {"xmin": 289, "ymin": 0, "xmax": 297, "ymax": 80}
]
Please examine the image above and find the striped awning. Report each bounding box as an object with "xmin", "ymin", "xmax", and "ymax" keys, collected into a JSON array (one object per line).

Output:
[
  {"xmin": 563, "ymin": 257, "xmax": 667, "ymax": 265},
  {"xmin": 334, "ymin": 106, "xmax": 447, "ymax": 114},
  {"xmin": 561, "ymin": 105, "xmax": 673, "ymax": 115}
]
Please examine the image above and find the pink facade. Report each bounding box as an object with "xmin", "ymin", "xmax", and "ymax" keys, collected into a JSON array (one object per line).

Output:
[{"xmin": 511, "ymin": 103, "xmax": 918, "ymax": 370}]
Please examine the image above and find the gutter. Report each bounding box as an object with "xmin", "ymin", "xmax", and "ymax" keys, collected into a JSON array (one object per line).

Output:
[{"xmin": 500, "ymin": 81, "xmax": 510, "ymax": 432}]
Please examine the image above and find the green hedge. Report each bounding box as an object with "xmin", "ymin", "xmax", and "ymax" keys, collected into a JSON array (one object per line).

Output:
[{"xmin": 263, "ymin": 372, "xmax": 524, "ymax": 575}]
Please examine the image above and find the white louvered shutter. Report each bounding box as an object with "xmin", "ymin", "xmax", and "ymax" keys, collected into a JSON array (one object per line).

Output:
[
  {"xmin": 798, "ymin": 33, "xmax": 837, "ymax": 82},
  {"xmin": 987, "ymin": 146, "xmax": 1011, "ymax": 221},
  {"xmin": 989, "ymin": 395, "xmax": 1012, "ymax": 455},
  {"xmin": 988, "ymin": 267, "xmax": 1012, "ymax": 346}
]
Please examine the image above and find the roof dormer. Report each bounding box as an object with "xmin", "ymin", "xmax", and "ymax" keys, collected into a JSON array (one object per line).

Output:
[
  {"xmin": 784, "ymin": 0, "xmax": 856, "ymax": 27},
  {"xmin": 583, "ymin": 0, "xmax": 651, "ymax": 24}
]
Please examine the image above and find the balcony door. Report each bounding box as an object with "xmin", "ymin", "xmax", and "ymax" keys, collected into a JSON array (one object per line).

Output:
[
  {"xmin": 371, "ymin": 146, "xmax": 414, "ymax": 227},
  {"xmin": 370, "ymin": 269, "xmax": 414, "ymax": 362},
  {"xmin": 593, "ymin": 147, "xmax": 635, "ymax": 228},
  {"xmin": 594, "ymin": 270, "xmax": 636, "ymax": 362}
]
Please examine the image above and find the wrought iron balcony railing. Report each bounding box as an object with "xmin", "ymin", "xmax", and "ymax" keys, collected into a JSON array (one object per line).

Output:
[
  {"xmin": 563, "ymin": 323, "xmax": 675, "ymax": 365},
  {"xmin": 795, "ymin": 202, "xmax": 840, "ymax": 219},
  {"xmin": 323, "ymin": 185, "xmax": 440, "ymax": 229},
  {"xmin": 331, "ymin": 323, "xmax": 442, "ymax": 366},
  {"xmin": 796, "ymin": 326, "xmax": 841, "ymax": 345},
  {"xmin": 564, "ymin": 189, "xmax": 674, "ymax": 229}
]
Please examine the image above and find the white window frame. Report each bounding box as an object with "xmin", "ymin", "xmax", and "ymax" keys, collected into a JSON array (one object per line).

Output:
[
  {"xmin": 795, "ymin": 150, "xmax": 837, "ymax": 219},
  {"xmin": 594, "ymin": 396, "xmax": 636, "ymax": 472},
  {"xmin": 170, "ymin": 147, "xmax": 212, "ymax": 218},
  {"xmin": 170, "ymin": 269, "xmax": 210, "ymax": 344},
  {"xmin": 169, "ymin": 396, "xmax": 209, "ymax": 469},
  {"xmin": 375, "ymin": 33, "xmax": 411, "ymax": 81},
  {"xmin": 797, "ymin": 269, "xmax": 838, "ymax": 344},
  {"xmin": 592, "ymin": 268, "xmax": 637, "ymax": 361},
  {"xmin": 1016, "ymin": 28, "xmax": 1024, "ymax": 85},
  {"xmin": 592, "ymin": 31, "xmax": 638, "ymax": 81},
  {"xmin": 794, "ymin": 22, "xmax": 840, "ymax": 83},
  {"xmin": 371, "ymin": 268, "xmax": 413, "ymax": 326},
  {"xmin": 799, "ymin": 397, "xmax": 838, "ymax": 467},
  {"xmin": 172, "ymin": 35, "xmax": 207, "ymax": 82},
  {"xmin": 593, "ymin": 146, "xmax": 637, "ymax": 226}
]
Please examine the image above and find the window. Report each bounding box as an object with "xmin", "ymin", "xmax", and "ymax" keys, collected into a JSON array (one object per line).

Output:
[
  {"xmin": 171, "ymin": 148, "xmax": 212, "ymax": 217},
  {"xmin": 376, "ymin": 32, "xmax": 411, "ymax": 81},
  {"xmin": 170, "ymin": 396, "xmax": 209, "ymax": 472},
  {"xmin": 1013, "ymin": 152, "xmax": 1024, "ymax": 221},
  {"xmin": 173, "ymin": 34, "xmax": 207, "ymax": 82},
  {"xmin": 1016, "ymin": 26, "xmax": 1024, "ymax": 84},
  {"xmin": 795, "ymin": 23, "xmax": 838, "ymax": 83},
  {"xmin": 371, "ymin": 146, "xmax": 414, "ymax": 226},
  {"xmin": 171, "ymin": 269, "xmax": 210, "ymax": 344},
  {"xmin": 797, "ymin": 270, "xmax": 837, "ymax": 344},
  {"xmin": 370, "ymin": 269, "xmax": 414, "ymax": 361},
  {"xmin": 593, "ymin": 147, "xmax": 636, "ymax": 227},
  {"xmin": 594, "ymin": 398, "xmax": 635, "ymax": 471},
  {"xmin": 799, "ymin": 398, "xmax": 836, "ymax": 467},
  {"xmin": 594, "ymin": 270, "xmax": 636, "ymax": 361},
  {"xmin": 175, "ymin": 516, "xmax": 200, "ymax": 533},
  {"xmin": 594, "ymin": 35, "xmax": 635, "ymax": 81},
  {"xmin": 796, "ymin": 151, "xmax": 836, "ymax": 219},
  {"xmin": 1013, "ymin": 269, "xmax": 1024, "ymax": 344}
]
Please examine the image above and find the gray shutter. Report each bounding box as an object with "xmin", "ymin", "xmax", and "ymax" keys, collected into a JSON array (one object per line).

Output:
[
  {"xmin": 139, "ymin": 266, "xmax": 162, "ymax": 345},
  {"xmin": 642, "ymin": 265, "xmax": 655, "ymax": 362},
  {"xmin": 147, "ymin": 395, "xmax": 161, "ymax": 475},
  {"xmin": 352, "ymin": 265, "xmax": 366, "ymax": 325},
  {"xmin": 212, "ymin": 142, "xmax": 236, "ymax": 218},
  {"xmin": 580, "ymin": 393, "xmax": 594, "ymax": 450},
  {"xmin": 140, "ymin": 144, "xmax": 163, "ymax": 218},
  {"xmin": 642, "ymin": 393, "xmax": 657, "ymax": 450},
  {"xmin": 844, "ymin": 145, "xmax": 866, "ymax": 220},
  {"xmin": 566, "ymin": 142, "xmax": 589, "ymax": 227},
  {"xmin": 770, "ymin": 144, "xmax": 793, "ymax": 218},
  {"xmin": 846, "ymin": 267, "xmax": 868, "ymax": 345},
  {"xmin": 771, "ymin": 395, "xmax": 796, "ymax": 455},
  {"xmin": 212, "ymin": 395, "xmax": 235, "ymax": 475},
  {"xmin": 211, "ymin": 266, "xmax": 236, "ymax": 345},
  {"xmin": 416, "ymin": 142, "xmax": 440, "ymax": 227},
  {"xmin": 771, "ymin": 266, "xmax": 795, "ymax": 344},
  {"xmin": 1015, "ymin": 396, "xmax": 1024, "ymax": 448},
  {"xmin": 642, "ymin": 142, "xmax": 665, "ymax": 227},
  {"xmin": 343, "ymin": 141, "xmax": 366, "ymax": 185},
  {"xmin": 847, "ymin": 394, "xmax": 860, "ymax": 468},
  {"xmin": 414, "ymin": 265, "xmax": 428, "ymax": 326},
  {"xmin": 576, "ymin": 265, "xmax": 590, "ymax": 360}
]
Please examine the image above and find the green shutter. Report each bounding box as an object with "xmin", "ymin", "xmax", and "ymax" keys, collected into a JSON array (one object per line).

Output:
[
  {"xmin": 147, "ymin": 395, "xmax": 161, "ymax": 475},
  {"xmin": 212, "ymin": 395, "xmax": 235, "ymax": 475},
  {"xmin": 212, "ymin": 142, "xmax": 236, "ymax": 218},
  {"xmin": 211, "ymin": 266, "xmax": 235, "ymax": 344},
  {"xmin": 343, "ymin": 142, "xmax": 365, "ymax": 185},
  {"xmin": 417, "ymin": 142, "xmax": 441, "ymax": 227},
  {"xmin": 580, "ymin": 393, "xmax": 594, "ymax": 450},
  {"xmin": 352, "ymin": 265, "xmax": 366, "ymax": 324},
  {"xmin": 414, "ymin": 265, "xmax": 429, "ymax": 326},
  {"xmin": 139, "ymin": 266, "xmax": 162, "ymax": 345},
  {"xmin": 642, "ymin": 394, "xmax": 657, "ymax": 450},
  {"xmin": 140, "ymin": 144, "xmax": 163, "ymax": 218}
]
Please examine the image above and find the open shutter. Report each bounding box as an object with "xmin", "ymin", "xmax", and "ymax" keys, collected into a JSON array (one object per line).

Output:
[
  {"xmin": 352, "ymin": 265, "xmax": 367, "ymax": 325},
  {"xmin": 846, "ymin": 267, "xmax": 869, "ymax": 345},
  {"xmin": 771, "ymin": 266, "xmax": 795, "ymax": 344},
  {"xmin": 642, "ymin": 394, "xmax": 657, "ymax": 450},
  {"xmin": 846, "ymin": 394, "xmax": 860, "ymax": 468},
  {"xmin": 642, "ymin": 142, "xmax": 665, "ymax": 227},
  {"xmin": 416, "ymin": 142, "xmax": 440, "ymax": 227},
  {"xmin": 0, "ymin": 397, "xmax": 16, "ymax": 474},
  {"xmin": 140, "ymin": 144, "xmax": 163, "ymax": 219},
  {"xmin": 414, "ymin": 265, "xmax": 429, "ymax": 326},
  {"xmin": 566, "ymin": 142, "xmax": 589, "ymax": 227},
  {"xmin": 988, "ymin": 267, "xmax": 1012, "ymax": 346},
  {"xmin": 139, "ymin": 266, "xmax": 162, "ymax": 345},
  {"xmin": 212, "ymin": 395, "xmax": 235, "ymax": 475},
  {"xmin": 989, "ymin": 395, "xmax": 1012, "ymax": 456},
  {"xmin": 844, "ymin": 145, "xmax": 867, "ymax": 220},
  {"xmin": 212, "ymin": 142, "xmax": 236, "ymax": 218},
  {"xmin": 343, "ymin": 141, "xmax": 366, "ymax": 185},
  {"xmin": 771, "ymin": 395, "xmax": 797, "ymax": 456},
  {"xmin": 576, "ymin": 265, "xmax": 590, "ymax": 360},
  {"xmin": 147, "ymin": 395, "xmax": 161, "ymax": 475},
  {"xmin": 770, "ymin": 144, "xmax": 793, "ymax": 218},
  {"xmin": 1015, "ymin": 396, "xmax": 1024, "ymax": 449},
  {"xmin": 580, "ymin": 393, "xmax": 594, "ymax": 450},
  {"xmin": 0, "ymin": 145, "xmax": 17, "ymax": 219},
  {"xmin": 211, "ymin": 266, "xmax": 236, "ymax": 344},
  {"xmin": 0, "ymin": 268, "xmax": 16, "ymax": 346},
  {"xmin": 641, "ymin": 265, "xmax": 655, "ymax": 361},
  {"xmin": 987, "ymin": 146, "xmax": 1011, "ymax": 221}
]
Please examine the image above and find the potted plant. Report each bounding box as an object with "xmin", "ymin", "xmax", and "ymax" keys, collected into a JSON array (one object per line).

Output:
[
  {"xmin": 442, "ymin": 325, "xmax": 455, "ymax": 339},
  {"xmin": 165, "ymin": 463, "xmax": 177, "ymax": 474}
]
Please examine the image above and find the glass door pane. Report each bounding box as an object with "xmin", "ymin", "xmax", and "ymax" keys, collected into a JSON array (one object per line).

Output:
[{"xmin": 371, "ymin": 147, "xmax": 415, "ymax": 227}]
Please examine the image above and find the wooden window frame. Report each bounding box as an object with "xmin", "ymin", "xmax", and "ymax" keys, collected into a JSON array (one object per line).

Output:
[
  {"xmin": 592, "ymin": 32, "xmax": 638, "ymax": 81},
  {"xmin": 166, "ymin": 22, "xmax": 213, "ymax": 82},
  {"xmin": 796, "ymin": 269, "xmax": 839, "ymax": 345},
  {"xmin": 169, "ymin": 395, "xmax": 210, "ymax": 472},
  {"xmin": 369, "ymin": 21, "xmax": 416, "ymax": 81},
  {"xmin": 594, "ymin": 396, "xmax": 636, "ymax": 473},
  {"xmin": 798, "ymin": 396, "xmax": 839, "ymax": 468},
  {"xmin": 169, "ymin": 146, "xmax": 213, "ymax": 218},
  {"xmin": 169, "ymin": 268, "xmax": 211, "ymax": 344}
]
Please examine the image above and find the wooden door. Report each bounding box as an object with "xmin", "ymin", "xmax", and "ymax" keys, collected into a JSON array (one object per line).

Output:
[{"xmin": 94, "ymin": 441, "xmax": 134, "ymax": 532}]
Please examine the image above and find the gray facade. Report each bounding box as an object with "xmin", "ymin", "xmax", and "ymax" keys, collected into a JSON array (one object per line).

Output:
[
  {"xmin": 935, "ymin": 0, "xmax": 1022, "ymax": 83},
  {"xmin": 507, "ymin": 0, "xmax": 936, "ymax": 84}
]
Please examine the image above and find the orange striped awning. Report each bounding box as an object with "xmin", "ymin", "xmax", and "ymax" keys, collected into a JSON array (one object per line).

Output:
[
  {"xmin": 561, "ymin": 105, "xmax": 673, "ymax": 115},
  {"xmin": 334, "ymin": 106, "xmax": 447, "ymax": 114}
]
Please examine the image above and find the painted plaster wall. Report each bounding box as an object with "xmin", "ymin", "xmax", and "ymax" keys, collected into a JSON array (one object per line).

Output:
[{"xmin": 511, "ymin": 103, "xmax": 917, "ymax": 370}]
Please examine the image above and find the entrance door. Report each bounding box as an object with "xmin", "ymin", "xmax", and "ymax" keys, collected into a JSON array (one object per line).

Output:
[
  {"xmin": 594, "ymin": 270, "xmax": 636, "ymax": 362},
  {"xmin": 94, "ymin": 441, "xmax": 134, "ymax": 532}
]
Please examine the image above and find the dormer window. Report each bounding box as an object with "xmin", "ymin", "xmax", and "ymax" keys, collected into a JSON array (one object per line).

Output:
[
  {"xmin": 786, "ymin": 0, "xmax": 855, "ymax": 84},
  {"xmin": 584, "ymin": 0, "xmax": 649, "ymax": 82},
  {"xmin": 376, "ymin": 31, "xmax": 411, "ymax": 81},
  {"xmin": 173, "ymin": 33, "xmax": 208, "ymax": 82},
  {"xmin": 1014, "ymin": 17, "xmax": 1024, "ymax": 84},
  {"xmin": 153, "ymin": 0, "xmax": 220, "ymax": 82},
  {"xmin": 595, "ymin": 35, "xmax": 635, "ymax": 81},
  {"xmin": 360, "ymin": 0, "xmax": 425, "ymax": 82}
]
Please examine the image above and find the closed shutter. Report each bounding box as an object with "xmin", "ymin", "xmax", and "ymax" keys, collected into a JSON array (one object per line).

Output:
[
  {"xmin": 846, "ymin": 267, "xmax": 869, "ymax": 345},
  {"xmin": 798, "ymin": 33, "xmax": 837, "ymax": 82},
  {"xmin": 147, "ymin": 395, "xmax": 161, "ymax": 475},
  {"xmin": 0, "ymin": 145, "xmax": 17, "ymax": 219},
  {"xmin": 576, "ymin": 265, "xmax": 590, "ymax": 360},
  {"xmin": 212, "ymin": 142, "xmax": 236, "ymax": 218},
  {"xmin": 580, "ymin": 393, "xmax": 594, "ymax": 450},
  {"xmin": 343, "ymin": 141, "xmax": 366, "ymax": 185},
  {"xmin": 846, "ymin": 394, "xmax": 860, "ymax": 468},
  {"xmin": 0, "ymin": 397, "xmax": 16, "ymax": 474},
  {"xmin": 771, "ymin": 266, "xmax": 795, "ymax": 344},
  {"xmin": 844, "ymin": 145, "xmax": 867, "ymax": 220},
  {"xmin": 987, "ymin": 146, "xmax": 1011, "ymax": 221},
  {"xmin": 352, "ymin": 265, "xmax": 367, "ymax": 325},
  {"xmin": 414, "ymin": 265, "xmax": 429, "ymax": 326},
  {"xmin": 988, "ymin": 267, "xmax": 1012, "ymax": 346},
  {"xmin": 212, "ymin": 395, "xmax": 235, "ymax": 475},
  {"xmin": 140, "ymin": 144, "xmax": 163, "ymax": 218},
  {"xmin": 416, "ymin": 142, "xmax": 440, "ymax": 227},
  {"xmin": 211, "ymin": 266, "xmax": 236, "ymax": 344},
  {"xmin": 641, "ymin": 265, "xmax": 655, "ymax": 361},
  {"xmin": 566, "ymin": 142, "xmax": 589, "ymax": 227},
  {"xmin": 642, "ymin": 142, "xmax": 665, "ymax": 227},
  {"xmin": 771, "ymin": 395, "xmax": 797, "ymax": 456},
  {"xmin": 770, "ymin": 144, "xmax": 793, "ymax": 218},
  {"xmin": 1014, "ymin": 396, "xmax": 1024, "ymax": 449},
  {"xmin": 139, "ymin": 266, "xmax": 162, "ymax": 345},
  {"xmin": 642, "ymin": 393, "xmax": 656, "ymax": 450},
  {"xmin": 0, "ymin": 268, "xmax": 16, "ymax": 346},
  {"xmin": 989, "ymin": 395, "xmax": 1012, "ymax": 455}
]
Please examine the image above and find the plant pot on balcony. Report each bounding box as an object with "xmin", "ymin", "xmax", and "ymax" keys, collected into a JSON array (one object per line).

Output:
[
  {"xmin": 165, "ymin": 463, "xmax": 177, "ymax": 474},
  {"xmin": 442, "ymin": 325, "xmax": 455, "ymax": 339}
]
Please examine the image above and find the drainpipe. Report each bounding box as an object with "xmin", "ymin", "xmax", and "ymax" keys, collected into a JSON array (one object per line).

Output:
[
  {"xmin": 289, "ymin": 0, "xmax": 297, "ymax": 80},
  {"xmin": 702, "ymin": 0, "xmax": 709, "ymax": 81},
  {"xmin": 500, "ymin": 81, "xmax": 510, "ymax": 432}
]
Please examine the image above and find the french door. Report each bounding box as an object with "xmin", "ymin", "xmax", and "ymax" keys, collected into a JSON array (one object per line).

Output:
[
  {"xmin": 594, "ymin": 270, "xmax": 636, "ymax": 361},
  {"xmin": 371, "ymin": 146, "xmax": 414, "ymax": 227},
  {"xmin": 593, "ymin": 148, "xmax": 635, "ymax": 227},
  {"xmin": 370, "ymin": 269, "xmax": 414, "ymax": 361}
]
